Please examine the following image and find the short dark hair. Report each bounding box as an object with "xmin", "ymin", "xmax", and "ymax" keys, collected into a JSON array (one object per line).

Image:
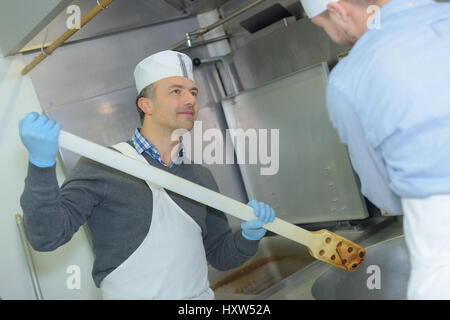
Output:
[
  {"xmin": 135, "ymin": 84, "xmax": 154, "ymax": 124},
  {"xmin": 343, "ymin": 0, "xmax": 378, "ymax": 6}
]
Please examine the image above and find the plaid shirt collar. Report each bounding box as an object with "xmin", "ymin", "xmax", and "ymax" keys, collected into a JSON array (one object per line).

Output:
[{"xmin": 131, "ymin": 128, "xmax": 184, "ymax": 168}]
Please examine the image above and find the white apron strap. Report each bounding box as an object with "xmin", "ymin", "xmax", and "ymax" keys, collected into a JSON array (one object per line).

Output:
[
  {"xmin": 111, "ymin": 142, "xmax": 161, "ymax": 190},
  {"xmin": 98, "ymin": 142, "xmax": 214, "ymax": 300}
]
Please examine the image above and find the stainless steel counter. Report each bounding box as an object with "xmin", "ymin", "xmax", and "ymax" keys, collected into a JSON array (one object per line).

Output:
[
  {"xmin": 213, "ymin": 216, "xmax": 405, "ymax": 300},
  {"xmin": 253, "ymin": 217, "xmax": 405, "ymax": 299}
]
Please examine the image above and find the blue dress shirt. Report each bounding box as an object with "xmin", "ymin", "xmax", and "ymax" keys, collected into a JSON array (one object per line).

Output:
[
  {"xmin": 131, "ymin": 128, "xmax": 184, "ymax": 168},
  {"xmin": 327, "ymin": 0, "xmax": 450, "ymax": 213}
]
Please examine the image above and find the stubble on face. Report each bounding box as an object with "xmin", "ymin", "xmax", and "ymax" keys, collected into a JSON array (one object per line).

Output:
[{"xmin": 151, "ymin": 76, "xmax": 199, "ymax": 133}]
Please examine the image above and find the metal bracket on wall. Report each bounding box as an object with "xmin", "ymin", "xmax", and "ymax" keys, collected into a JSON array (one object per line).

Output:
[
  {"xmin": 193, "ymin": 55, "xmax": 239, "ymax": 98},
  {"xmin": 15, "ymin": 214, "xmax": 43, "ymax": 300}
]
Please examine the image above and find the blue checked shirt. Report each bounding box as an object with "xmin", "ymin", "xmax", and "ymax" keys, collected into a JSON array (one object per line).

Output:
[
  {"xmin": 327, "ymin": 0, "xmax": 450, "ymax": 213},
  {"xmin": 131, "ymin": 128, "xmax": 184, "ymax": 168}
]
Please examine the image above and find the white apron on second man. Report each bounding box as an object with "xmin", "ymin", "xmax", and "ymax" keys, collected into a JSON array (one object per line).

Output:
[
  {"xmin": 100, "ymin": 142, "xmax": 214, "ymax": 300},
  {"xmin": 402, "ymin": 195, "xmax": 450, "ymax": 300}
]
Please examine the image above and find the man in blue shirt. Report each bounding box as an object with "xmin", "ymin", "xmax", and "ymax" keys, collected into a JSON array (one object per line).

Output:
[{"xmin": 300, "ymin": 0, "xmax": 450, "ymax": 299}]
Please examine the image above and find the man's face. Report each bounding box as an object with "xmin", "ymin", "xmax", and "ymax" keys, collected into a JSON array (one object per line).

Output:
[{"xmin": 147, "ymin": 76, "xmax": 199, "ymax": 132}]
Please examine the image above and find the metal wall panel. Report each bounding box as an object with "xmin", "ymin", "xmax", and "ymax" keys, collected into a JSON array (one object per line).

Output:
[
  {"xmin": 222, "ymin": 63, "xmax": 368, "ymax": 224},
  {"xmin": 229, "ymin": 17, "xmax": 347, "ymax": 92},
  {"xmin": 46, "ymin": 86, "xmax": 140, "ymax": 172},
  {"xmin": 190, "ymin": 63, "xmax": 249, "ymax": 208}
]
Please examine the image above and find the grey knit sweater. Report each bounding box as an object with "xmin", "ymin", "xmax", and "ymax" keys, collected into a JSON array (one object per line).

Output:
[{"xmin": 20, "ymin": 143, "xmax": 259, "ymax": 288}]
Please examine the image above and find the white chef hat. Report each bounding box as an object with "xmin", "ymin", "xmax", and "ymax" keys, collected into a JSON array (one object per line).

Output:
[
  {"xmin": 134, "ymin": 50, "xmax": 195, "ymax": 93},
  {"xmin": 299, "ymin": 0, "xmax": 339, "ymax": 18}
]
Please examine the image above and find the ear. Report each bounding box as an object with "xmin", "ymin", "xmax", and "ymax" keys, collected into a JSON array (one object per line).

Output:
[
  {"xmin": 327, "ymin": 2, "xmax": 352, "ymax": 23},
  {"xmin": 138, "ymin": 97, "xmax": 153, "ymax": 116}
]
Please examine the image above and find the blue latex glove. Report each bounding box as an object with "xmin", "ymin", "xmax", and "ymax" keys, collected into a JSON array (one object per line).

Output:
[
  {"xmin": 241, "ymin": 200, "xmax": 276, "ymax": 241},
  {"xmin": 19, "ymin": 112, "xmax": 61, "ymax": 168}
]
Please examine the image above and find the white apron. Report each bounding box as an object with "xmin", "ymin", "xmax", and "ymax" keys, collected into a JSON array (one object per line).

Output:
[
  {"xmin": 100, "ymin": 142, "xmax": 215, "ymax": 300},
  {"xmin": 402, "ymin": 195, "xmax": 450, "ymax": 300}
]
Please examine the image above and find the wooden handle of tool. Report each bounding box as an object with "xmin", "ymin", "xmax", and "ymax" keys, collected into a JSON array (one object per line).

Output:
[{"xmin": 58, "ymin": 130, "xmax": 365, "ymax": 270}]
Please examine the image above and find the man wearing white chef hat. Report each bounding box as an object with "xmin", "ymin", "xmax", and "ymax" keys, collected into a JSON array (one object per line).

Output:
[
  {"xmin": 300, "ymin": 0, "xmax": 384, "ymax": 48},
  {"xmin": 18, "ymin": 50, "xmax": 276, "ymax": 299},
  {"xmin": 299, "ymin": 0, "xmax": 450, "ymax": 299}
]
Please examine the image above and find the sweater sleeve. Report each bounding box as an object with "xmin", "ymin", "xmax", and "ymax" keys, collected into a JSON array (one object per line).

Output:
[
  {"xmin": 201, "ymin": 168, "xmax": 259, "ymax": 271},
  {"xmin": 20, "ymin": 157, "xmax": 107, "ymax": 251}
]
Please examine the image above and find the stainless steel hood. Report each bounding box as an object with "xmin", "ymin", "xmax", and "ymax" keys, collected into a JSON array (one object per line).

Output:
[
  {"xmin": 163, "ymin": 0, "xmax": 232, "ymax": 14},
  {"xmin": 20, "ymin": 0, "xmax": 234, "ymax": 54}
]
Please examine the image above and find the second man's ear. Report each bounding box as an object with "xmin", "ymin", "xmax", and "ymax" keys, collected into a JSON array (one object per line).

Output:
[{"xmin": 327, "ymin": 2, "xmax": 352, "ymax": 23}]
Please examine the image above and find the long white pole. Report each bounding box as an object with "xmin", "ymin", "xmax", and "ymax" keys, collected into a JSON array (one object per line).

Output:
[{"xmin": 58, "ymin": 130, "xmax": 314, "ymax": 247}]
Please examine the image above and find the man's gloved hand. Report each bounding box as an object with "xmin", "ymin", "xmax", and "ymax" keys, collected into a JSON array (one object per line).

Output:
[
  {"xmin": 19, "ymin": 112, "xmax": 61, "ymax": 168},
  {"xmin": 241, "ymin": 200, "xmax": 276, "ymax": 241}
]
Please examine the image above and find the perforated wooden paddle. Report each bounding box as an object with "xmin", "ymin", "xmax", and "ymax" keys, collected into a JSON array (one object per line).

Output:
[
  {"xmin": 307, "ymin": 230, "xmax": 366, "ymax": 271},
  {"xmin": 59, "ymin": 130, "xmax": 366, "ymax": 271},
  {"xmin": 260, "ymin": 216, "xmax": 366, "ymax": 271}
]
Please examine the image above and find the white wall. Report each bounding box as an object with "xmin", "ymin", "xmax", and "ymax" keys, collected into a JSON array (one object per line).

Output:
[
  {"xmin": 0, "ymin": 0, "xmax": 72, "ymax": 56},
  {"xmin": 0, "ymin": 54, "xmax": 101, "ymax": 299}
]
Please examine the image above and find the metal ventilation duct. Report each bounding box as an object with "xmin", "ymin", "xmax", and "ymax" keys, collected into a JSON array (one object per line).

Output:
[{"xmin": 163, "ymin": 0, "xmax": 232, "ymax": 14}]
